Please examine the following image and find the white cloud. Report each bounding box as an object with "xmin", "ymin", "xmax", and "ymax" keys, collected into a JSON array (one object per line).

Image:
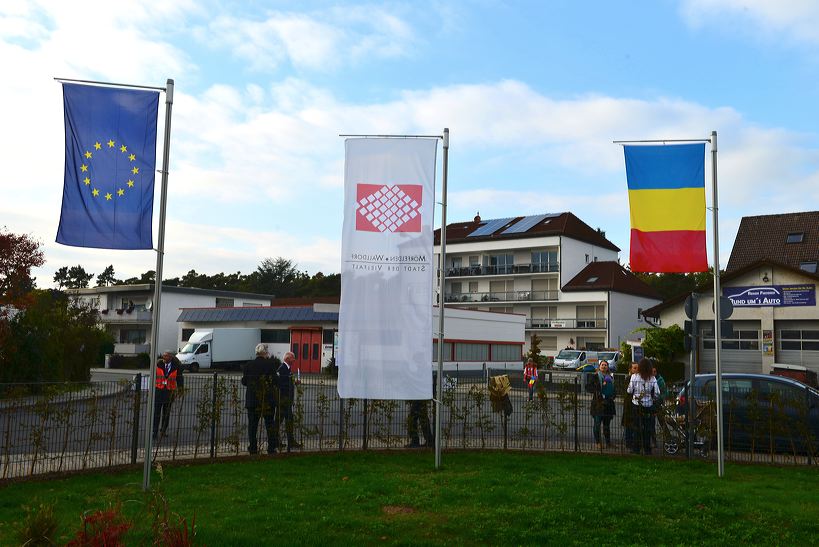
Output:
[
  {"xmin": 680, "ymin": 0, "xmax": 819, "ymax": 45},
  {"xmin": 205, "ymin": 6, "xmax": 416, "ymax": 72}
]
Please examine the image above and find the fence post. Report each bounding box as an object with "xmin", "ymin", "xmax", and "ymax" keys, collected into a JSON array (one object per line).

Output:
[
  {"xmin": 209, "ymin": 372, "xmax": 218, "ymax": 458},
  {"xmin": 131, "ymin": 373, "xmax": 141, "ymax": 465},
  {"xmin": 503, "ymin": 412, "xmax": 508, "ymax": 450},
  {"xmin": 338, "ymin": 397, "xmax": 344, "ymax": 452},
  {"xmin": 362, "ymin": 399, "xmax": 369, "ymax": 450},
  {"xmin": 574, "ymin": 375, "xmax": 579, "ymax": 452}
]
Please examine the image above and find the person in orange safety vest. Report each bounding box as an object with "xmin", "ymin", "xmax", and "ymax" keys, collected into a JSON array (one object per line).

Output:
[{"xmin": 153, "ymin": 351, "xmax": 183, "ymax": 441}]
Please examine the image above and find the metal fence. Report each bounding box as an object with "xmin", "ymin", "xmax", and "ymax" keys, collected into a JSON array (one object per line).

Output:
[{"xmin": 0, "ymin": 370, "xmax": 815, "ymax": 480}]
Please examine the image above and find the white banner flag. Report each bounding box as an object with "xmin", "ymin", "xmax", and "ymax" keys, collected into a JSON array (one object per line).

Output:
[{"xmin": 338, "ymin": 138, "xmax": 438, "ymax": 399}]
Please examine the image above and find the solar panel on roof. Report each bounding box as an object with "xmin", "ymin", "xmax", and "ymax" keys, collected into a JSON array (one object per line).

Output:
[
  {"xmin": 502, "ymin": 214, "xmax": 550, "ymax": 234},
  {"xmin": 467, "ymin": 217, "xmax": 515, "ymax": 237}
]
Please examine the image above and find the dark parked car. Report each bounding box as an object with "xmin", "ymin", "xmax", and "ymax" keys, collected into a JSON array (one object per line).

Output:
[{"xmin": 676, "ymin": 373, "xmax": 819, "ymax": 455}]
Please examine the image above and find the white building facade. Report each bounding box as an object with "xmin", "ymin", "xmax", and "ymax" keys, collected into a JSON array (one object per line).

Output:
[
  {"xmin": 434, "ymin": 213, "xmax": 660, "ymax": 356},
  {"xmin": 70, "ymin": 284, "xmax": 275, "ymax": 357}
]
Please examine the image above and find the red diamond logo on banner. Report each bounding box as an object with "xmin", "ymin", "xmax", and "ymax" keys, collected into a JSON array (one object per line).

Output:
[{"xmin": 355, "ymin": 184, "xmax": 422, "ymax": 232}]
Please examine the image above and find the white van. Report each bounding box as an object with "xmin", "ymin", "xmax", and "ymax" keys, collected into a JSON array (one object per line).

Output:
[{"xmin": 552, "ymin": 349, "xmax": 586, "ymax": 369}]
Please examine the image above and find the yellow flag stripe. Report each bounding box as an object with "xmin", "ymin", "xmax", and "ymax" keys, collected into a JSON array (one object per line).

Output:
[{"xmin": 628, "ymin": 187, "xmax": 706, "ymax": 232}]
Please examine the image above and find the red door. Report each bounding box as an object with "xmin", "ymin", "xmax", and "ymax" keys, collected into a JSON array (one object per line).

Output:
[{"xmin": 290, "ymin": 329, "xmax": 323, "ymax": 374}]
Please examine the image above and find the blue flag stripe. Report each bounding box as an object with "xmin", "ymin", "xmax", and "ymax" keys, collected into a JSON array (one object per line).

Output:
[{"xmin": 624, "ymin": 143, "xmax": 705, "ymax": 190}]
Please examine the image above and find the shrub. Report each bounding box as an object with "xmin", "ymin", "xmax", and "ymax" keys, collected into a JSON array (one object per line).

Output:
[
  {"xmin": 15, "ymin": 502, "xmax": 59, "ymax": 547},
  {"xmin": 108, "ymin": 354, "xmax": 151, "ymax": 369},
  {"xmin": 66, "ymin": 504, "xmax": 131, "ymax": 546}
]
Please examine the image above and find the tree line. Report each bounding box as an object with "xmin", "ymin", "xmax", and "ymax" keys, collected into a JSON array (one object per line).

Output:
[
  {"xmin": 52, "ymin": 257, "xmax": 340, "ymax": 298},
  {"xmin": 1, "ymin": 227, "xmax": 339, "ymax": 385}
]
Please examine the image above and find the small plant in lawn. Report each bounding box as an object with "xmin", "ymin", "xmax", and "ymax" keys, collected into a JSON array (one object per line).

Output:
[
  {"xmin": 15, "ymin": 501, "xmax": 59, "ymax": 547},
  {"xmin": 66, "ymin": 504, "xmax": 131, "ymax": 546}
]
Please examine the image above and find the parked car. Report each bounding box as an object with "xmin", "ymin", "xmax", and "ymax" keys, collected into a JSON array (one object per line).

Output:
[
  {"xmin": 552, "ymin": 349, "xmax": 586, "ymax": 369},
  {"xmin": 676, "ymin": 373, "xmax": 819, "ymax": 454}
]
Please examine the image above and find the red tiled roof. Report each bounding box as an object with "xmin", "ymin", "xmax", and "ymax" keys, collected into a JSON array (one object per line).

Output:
[
  {"xmin": 562, "ymin": 261, "xmax": 661, "ymax": 299},
  {"xmin": 727, "ymin": 211, "xmax": 819, "ymax": 272},
  {"xmin": 434, "ymin": 212, "xmax": 620, "ymax": 252}
]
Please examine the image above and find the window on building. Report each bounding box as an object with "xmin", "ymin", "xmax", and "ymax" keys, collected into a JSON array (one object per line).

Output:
[
  {"xmin": 451, "ymin": 282, "xmax": 463, "ymax": 294},
  {"xmin": 585, "ymin": 276, "xmax": 598, "ymax": 283},
  {"xmin": 491, "ymin": 344, "xmax": 521, "ymax": 361},
  {"xmin": 800, "ymin": 261, "xmax": 817, "ymax": 273},
  {"xmin": 778, "ymin": 329, "xmax": 819, "ymax": 351},
  {"xmin": 215, "ymin": 297, "xmax": 234, "ymax": 308},
  {"xmin": 531, "ymin": 250, "xmax": 558, "ymax": 272},
  {"xmin": 585, "ymin": 254, "xmax": 590, "ymax": 263},
  {"xmin": 541, "ymin": 336, "xmax": 558, "ymax": 350},
  {"xmin": 323, "ymin": 330, "xmax": 336, "ymax": 344},
  {"xmin": 432, "ymin": 341, "xmax": 453, "ymax": 360},
  {"xmin": 242, "ymin": 302, "xmax": 263, "ymax": 307},
  {"xmin": 261, "ymin": 329, "xmax": 290, "ymax": 344},
  {"xmin": 468, "ymin": 281, "xmax": 478, "ymax": 293},
  {"xmin": 489, "ymin": 280, "xmax": 515, "ymax": 301},
  {"xmin": 703, "ymin": 329, "xmax": 759, "ymax": 350},
  {"xmin": 485, "ymin": 253, "xmax": 514, "ymax": 274},
  {"xmin": 119, "ymin": 329, "xmax": 146, "ymax": 344},
  {"xmin": 454, "ymin": 342, "xmax": 489, "ymax": 361},
  {"xmin": 181, "ymin": 328, "xmax": 194, "ymax": 342},
  {"xmin": 786, "ymin": 232, "xmax": 804, "ymax": 244}
]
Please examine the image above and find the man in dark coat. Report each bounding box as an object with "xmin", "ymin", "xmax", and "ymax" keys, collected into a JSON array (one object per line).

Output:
[
  {"xmin": 242, "ymin": 344, "xmax": 280, "ymax": 454},
  {"xmin": 277, "ymin": 351, "xmax": 301, "ymax": 451}
]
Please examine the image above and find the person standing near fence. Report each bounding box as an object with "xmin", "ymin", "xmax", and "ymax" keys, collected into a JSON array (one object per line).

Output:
[
  {"xmin": 627, "ymin": 358, "xmax": 660, "ymax": 455},
  {"xmin": 621, "ymin": 361, "xmax": 638, "ymax": 450},
  {"xmin": 153, "ymin": 351, "xmax": 182, "ymax": 442},
  {"xmin": 589, "ymin": 360, "xmax": 616, "ymax": 449},
  {"xmin": 242, "ymin": 344, "xmax": 279, "ymax": 455},
  {"xmin": 277, "ymin": 351, "xmax": 302, "ymax": 451},
  {"xmin": 523, "ymin": 358, "xmax": 538, "ymax": 401},
  {"xmin": 406, "ymin": 399, "xmax": 434, "ymax": 448}
]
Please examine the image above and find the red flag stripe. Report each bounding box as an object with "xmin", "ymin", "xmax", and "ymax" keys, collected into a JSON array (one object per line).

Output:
[{"xmin": 629, "ymin": 229, "xmax": 708, "ymax": 273}]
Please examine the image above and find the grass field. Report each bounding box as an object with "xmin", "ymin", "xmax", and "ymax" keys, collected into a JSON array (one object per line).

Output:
[{"xmin": 0, "ymin": 451, "xmax": 817, "ymax": 545}]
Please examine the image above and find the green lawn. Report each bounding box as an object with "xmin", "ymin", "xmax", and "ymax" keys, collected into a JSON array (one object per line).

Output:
[{"xmin": 1, "ymin": 451, "xmax": 817, "ymax": 545}]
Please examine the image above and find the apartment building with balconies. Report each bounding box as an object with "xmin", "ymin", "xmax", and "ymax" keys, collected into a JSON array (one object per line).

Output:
[
  {"xmin": 69, "ymin": 284, "xmax": 276, "ymax": 357},
  {"xmin": 434, "ymin": 213, "xmax": 661, "ymax": 356}
]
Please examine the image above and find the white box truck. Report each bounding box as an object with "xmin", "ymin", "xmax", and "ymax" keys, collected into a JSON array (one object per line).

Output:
[{"xmin": 176, "ymin": 328, "xmax": 260, "ymax": 371}]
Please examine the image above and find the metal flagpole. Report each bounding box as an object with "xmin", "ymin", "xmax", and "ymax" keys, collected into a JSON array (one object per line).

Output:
[
  {"xmin": 143, "ymin": 79, "xmax": 175, "ymax": 491},
  {"xmin": 435, "ymin": 128, "xmax": 449, "ymax": 470},
  {"xmin": 710, "ymin": 130, "xmax": 725, "ymax": 477}
]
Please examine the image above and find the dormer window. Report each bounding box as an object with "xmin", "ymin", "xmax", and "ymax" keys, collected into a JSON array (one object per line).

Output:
[
  {"xmin": 786, "ymin": 232, "xmax": 804, "ymax": 244},
  {"xmin": 800, "ymin": 261, "xmax": 817, "ymax": 273}
]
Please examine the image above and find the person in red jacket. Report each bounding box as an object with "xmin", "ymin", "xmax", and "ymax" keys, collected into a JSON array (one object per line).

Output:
[
  {"xmin": 523, "ymin": 358, "xmax": 538, "ymax": 401},
  {"xmin": 153, "ymin": 351, "xmax": 182, "ymax": 442}
]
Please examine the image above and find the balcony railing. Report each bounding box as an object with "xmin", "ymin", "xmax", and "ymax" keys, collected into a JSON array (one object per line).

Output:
[
  {"xmin": 442, "ymin": 262, "xmax": 559, "ymax": 278},
  {"xmin": 113, "ymin": 343, "xmax": 151, "ymax": 354},
  {"xmin": 99, "ymin": 309, "xmax": 153, "ymax": 323},
  {"xmin": 444, "ymin": 290, "xmax": 559, "ymax": 303},
  {"xmin": 525, "ymin": 318, "xmax": 607, "ymax": 329}
]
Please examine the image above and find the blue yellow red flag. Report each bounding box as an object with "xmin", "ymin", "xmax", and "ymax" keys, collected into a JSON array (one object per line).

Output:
[
  {"xmin": 623, "ymin": 143, "xmax": 708, "ymax": 273},
  {"xmin": 56, "ymin": 83, "xmax": 159, "ymax": 249}
]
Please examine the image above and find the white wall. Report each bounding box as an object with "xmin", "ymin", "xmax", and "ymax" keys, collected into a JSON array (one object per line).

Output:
[
  {"xmin": 609, "ymin": 292, "xmax": 661, "ymax": 349},
  {"xmin": 558, "ymin": 237, "xmax": 619, "ymax": 286}
]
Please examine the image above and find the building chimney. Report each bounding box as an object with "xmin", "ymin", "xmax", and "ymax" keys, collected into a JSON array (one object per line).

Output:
[{"xmin": 474, "ymin": 212, "xmax": 481, "ymax": 223}]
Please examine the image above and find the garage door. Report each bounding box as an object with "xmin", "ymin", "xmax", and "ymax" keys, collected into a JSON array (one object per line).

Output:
[
  {"xmin": 699, "ymin": 322, "xmax": 762, "ymax": 374},
  {"xmin": 777, "ymin": 326, "xmax": 819, "ymax": 375}
]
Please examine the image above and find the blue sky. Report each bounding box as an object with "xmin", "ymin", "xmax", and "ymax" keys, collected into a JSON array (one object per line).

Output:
[{"xmin": 2, "ymin": 0, "xmax": 819, "ymax": 286}]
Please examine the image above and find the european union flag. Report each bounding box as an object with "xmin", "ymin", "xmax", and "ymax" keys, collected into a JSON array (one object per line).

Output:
[{"xmin": 57, "ymin": 83, "xmax": 159, "ymax": 249}]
